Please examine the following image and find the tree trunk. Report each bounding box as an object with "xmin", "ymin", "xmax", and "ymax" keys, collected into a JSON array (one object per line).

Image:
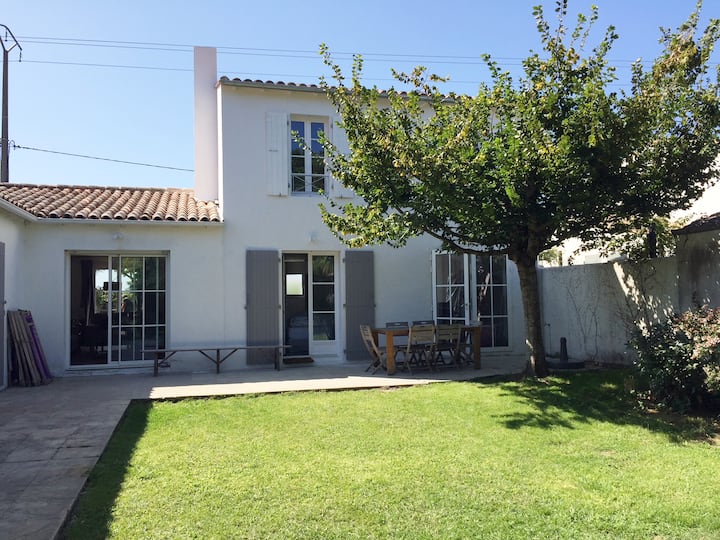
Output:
[{"xmin": 515, "ymin": 258, "xmax": 549, "ymax": 377}]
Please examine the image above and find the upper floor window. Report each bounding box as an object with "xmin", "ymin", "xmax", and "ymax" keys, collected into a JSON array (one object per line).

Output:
[{"xmin": 291, "ymin": 118, "xmax": 327, "ymax": 194}]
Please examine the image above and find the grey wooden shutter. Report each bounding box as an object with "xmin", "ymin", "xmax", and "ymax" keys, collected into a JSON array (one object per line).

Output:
[
  {"xmin": 246, "ymin": 249, "xmax": 280, "ymax": 365},
  {"xmin": 266, "ymin": 111, "xmax": 289, "ymax": 196},
  {"xmin": 344, "ymin": 250, "xmax": 375, "ymax": 360}
]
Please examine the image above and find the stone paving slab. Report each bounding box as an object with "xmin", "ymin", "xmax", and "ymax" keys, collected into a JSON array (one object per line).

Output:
[{"xmin": 0, "ymin": 358, "xmax": 524, "ymax": 539}]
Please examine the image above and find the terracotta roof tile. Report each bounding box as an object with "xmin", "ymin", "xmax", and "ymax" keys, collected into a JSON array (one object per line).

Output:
[{"xmin": 0, "ymin": 184, "xmax": 221, "ymax": 223}]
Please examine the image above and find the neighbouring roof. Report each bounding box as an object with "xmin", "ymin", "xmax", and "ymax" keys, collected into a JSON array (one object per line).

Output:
[
  {"xmin": 0, "ymin": 183, "xmax": 221, "ymax": 223},
  {"xmin": 220, "ymin": 77, "xmax": 326, "ymax": 94},
  {"xmin": 673, "ymin": 211, "xmax": 720, "ymax": 235},
  {"xmin": 218, "ymin": 77, "xmax": 427, "ymax": 99}
]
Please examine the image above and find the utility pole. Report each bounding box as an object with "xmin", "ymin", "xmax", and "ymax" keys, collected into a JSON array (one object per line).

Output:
[{"xmin": 1, "ymin": 25, "xmax": 21, "ymax": 183}]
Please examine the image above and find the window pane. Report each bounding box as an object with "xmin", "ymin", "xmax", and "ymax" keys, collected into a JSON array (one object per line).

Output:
[
  {"xmin": 435, "ymin": 253, "xmax": 449, "ymax": 286},
  {"xmin": 478, "ymin": 286, "xmax": 491, "ymax": 316},
  {"xmin": 158, "ymin": 326, "xmax": 166, "ymax": 350},
  {"xmin": 313, "ymin": 313, "xmax": 335, "ymax": 341},
  {"xmin": 311, "ymin": 156, "xmax": 324, "ymax": 175},
  {"xmin": 450, "ymin": 286, "xmax": 465, "ymax": 317},
  {"xmin": 122, "ymin": 257, "xmax": 143, "ymax": 291},
  {"xmin": 479, "ymin": 318, "xmax": 493, "ymax": 347},
  {"xmin": 122, "ymin": 327, "xmax": 143, "ymax": 361},
  {"xmin": 144, "ymin": 326, "xmax": 158, "ymax": 352},
  {"xmin": 291, "ymin": 156, "xmax": 305, "ymax": 173},
  {"xmin": 110, "ymin": 292, "xmax": 121, "ymax": 324},
  {"xmin": 158, "ymin": 292, "xmax": 166, "ymax": 324},
  {"xmin": 313, "ymin": 284, "xmax": 334, "ymax": 311},
  {"xmin": 157, "ymin": 258, "xmax": 166, "ymax": 290},
  {"xmin": 291, "ymin": 120, "xmax": 304, "ymax": 151},
  {"xmin": 311, "ymin": 176, "xmax": 325, "ymax": 192},
  {"xmin": 310, "ymin": 122, "xmax": 324, "ymax": 152},
  {"xmin": 491, "ymin": 256, "xmax": 506, "ymax": 284},
  {"xmin": 436, "ymin": 286, "xmax": 450, "ymax": 318},
  {"xmin": 492, "ymin": 287, "xmax": 507, "ymax": 315},
  {"xmin": 292, "ymin": 175, "xmax": 306, "ymax": 192},
  {"xmin": 312, "ymin": 256, "xmax": 334, "ymax": 282},
  {"xmin": 144, "ymin": 292, "xmax": 158, "ymax": 325},
  {"xmin": 494, "ymin": 318, "xmax": 509, "ymax": 347},
  {"xmin": 121, "ymin": 292, "xmax": 141, "ymax": 325},
  {"xmin": 450, "ymin": 253, "xmax": 464, "ymax": 284},
  {"xmin": 145, "ymin": 258, "xmax": 157, "ymax": 290},
  {"xmin": 476, "ymin": 255, "xmax": 490, "ymax": 286}
]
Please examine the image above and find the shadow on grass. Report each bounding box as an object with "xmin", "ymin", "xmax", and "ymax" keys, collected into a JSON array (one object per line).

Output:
[
  {"xmin": 475, "ymin": 369, "xmax": 718, "ymax": 444},
  {"xmin": 59, "ymin": 400, "xmax": 151, "ymax": 540}
]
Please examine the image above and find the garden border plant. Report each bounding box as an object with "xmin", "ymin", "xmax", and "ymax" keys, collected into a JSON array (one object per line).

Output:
[{"xmin": 631, "ymin": 305, "xmax": 720, "ymax": 413}]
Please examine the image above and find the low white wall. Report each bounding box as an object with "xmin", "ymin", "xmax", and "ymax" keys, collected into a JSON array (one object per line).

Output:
[{"xmin": 539, "ymin": 257, "xmax": 679, "ymax": 364}]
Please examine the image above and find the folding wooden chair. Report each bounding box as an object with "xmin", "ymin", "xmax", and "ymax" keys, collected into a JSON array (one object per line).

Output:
[
  {"xmin": 397, "ymin": 324, "xmax": 436, "ymax": 371},
  {"xmin": 360, "ymin": 325, "xmax": 387, "ymax": 374},
  {"xmin": 434, "ymin": 324, "xmax": 462, "ymax": 367}
]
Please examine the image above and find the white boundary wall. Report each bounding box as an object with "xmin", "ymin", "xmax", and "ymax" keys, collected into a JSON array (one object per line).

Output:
[{"xmin": 539, "ymin": 257, "xmax": 679, "ymax": 364}]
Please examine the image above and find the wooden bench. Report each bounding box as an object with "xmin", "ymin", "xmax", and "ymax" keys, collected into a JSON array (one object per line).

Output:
[{"xmin": 144, "ymin": 345, "xmax": 290, "ymax": 376}]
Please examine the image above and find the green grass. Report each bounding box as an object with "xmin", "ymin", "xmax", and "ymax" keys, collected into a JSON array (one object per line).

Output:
[{"xmin": 63, "ymin": 370, "xmax": 720, "ymax": 539}]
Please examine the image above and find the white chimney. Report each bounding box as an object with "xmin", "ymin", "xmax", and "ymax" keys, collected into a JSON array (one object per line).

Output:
[{"xmin": 194, "ymin": 46, "xmax": 219, "ymax": 202}]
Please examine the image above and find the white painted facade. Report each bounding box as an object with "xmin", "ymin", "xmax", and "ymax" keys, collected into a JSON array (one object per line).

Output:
[{"xmin": 0, "ymin": 47, "xmax": 529, "ymax": 382}]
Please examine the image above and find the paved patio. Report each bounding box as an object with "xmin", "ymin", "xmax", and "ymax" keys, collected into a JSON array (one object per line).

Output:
[{"xmin": 0, "ymin": 357, "xmax": 525, "ymax": 540}]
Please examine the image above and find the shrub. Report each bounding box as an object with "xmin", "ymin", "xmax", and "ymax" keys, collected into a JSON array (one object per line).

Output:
[{"xmin": 630, "ymin": 306, "xmax": 720, "ymax": 413}]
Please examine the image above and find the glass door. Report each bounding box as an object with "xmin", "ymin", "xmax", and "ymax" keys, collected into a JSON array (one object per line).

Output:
[
  {"xmin": 432, "ymin": 251, "xmax": 510, "ymax": 348},
  {"xmin": 283, "ymin": 254, "xmax": 309, "ymax": 357},
  {"xmin": 433, "ymin": 252, "xmax": 469, "ymax": 325},
  {"xmin": 70, "ymin": 254, "xmax": 166, "ymax": 366},
  {"xmin": 282, "ymin": 253, "xmax": 337, "ymax": 358}
]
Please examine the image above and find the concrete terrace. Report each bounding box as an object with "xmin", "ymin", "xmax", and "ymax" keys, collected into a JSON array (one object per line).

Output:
[{"xmin": 0, "ymin": 357, "xmax": 525, "ymax": 540}]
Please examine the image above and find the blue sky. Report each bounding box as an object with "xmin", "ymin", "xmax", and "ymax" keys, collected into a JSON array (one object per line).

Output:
[{"xmin": 2, "ymin": 0, "xmax": 718, "ymax": 189}]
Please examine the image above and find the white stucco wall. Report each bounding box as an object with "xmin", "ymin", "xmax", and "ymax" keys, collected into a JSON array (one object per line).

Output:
[
  {"xmin": 0, "ymin": 210, "xmax": 27, "ymax": 386},
  {"xmin": 16, "ymin": 220, "xmax": 224, "ymax": 374},
  {"xmin": 216, "ymin": 82, "xmax": 527, "ymax": 363}
]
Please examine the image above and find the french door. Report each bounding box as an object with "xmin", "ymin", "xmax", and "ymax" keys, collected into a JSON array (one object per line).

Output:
[
  {"xmin": 282, "ymin": 253, "xmax": 337, "ymax": 357},
  {"xmin": 70, "ymin": 254, "xmax": 166, "ymax": 366},
  {"xmin": 432, "ymin": 252, "xmax": 509, "ymax": 348}
]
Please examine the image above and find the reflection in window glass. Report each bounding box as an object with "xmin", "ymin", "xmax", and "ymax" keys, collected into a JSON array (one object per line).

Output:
[{"xmin": 286, "ymin": 274, "xmax": 304, "ymax": 296}]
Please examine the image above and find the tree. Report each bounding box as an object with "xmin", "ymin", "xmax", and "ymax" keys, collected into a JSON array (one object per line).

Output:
[{"xmin": 318, "ymin": 0, "xmax": 720, "ymax": 377}]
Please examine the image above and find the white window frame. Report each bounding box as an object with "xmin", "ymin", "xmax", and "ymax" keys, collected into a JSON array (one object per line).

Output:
[
  {"xmin": 432, "ymin": 251, "xmax": 510, "ymax": 349},
  {"xmin": 290, "ymin": 115, "xmax": 328, "ymax": 195}
]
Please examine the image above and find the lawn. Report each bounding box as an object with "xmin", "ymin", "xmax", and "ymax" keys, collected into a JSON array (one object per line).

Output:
[{"xmin": 62, "ymin": 370, "xmax": 720, "ymax": 539}]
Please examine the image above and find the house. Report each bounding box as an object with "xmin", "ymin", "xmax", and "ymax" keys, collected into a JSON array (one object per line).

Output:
[
  {"xmin": 673, "ymin": 210, "xmax": 720, "ymax": 310},
  {"xmin": 0, "ymin": 47, "xmax": 528, "ymax": 385}
]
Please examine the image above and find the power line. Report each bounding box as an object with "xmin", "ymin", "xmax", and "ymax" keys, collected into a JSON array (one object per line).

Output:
[
  {"xmin": 11, "ymin": 143, "xmax": 193, "ymax": 172},
  {"xmin": 19, "ymin": 34, "xmax": 673, "ymax": 67}
]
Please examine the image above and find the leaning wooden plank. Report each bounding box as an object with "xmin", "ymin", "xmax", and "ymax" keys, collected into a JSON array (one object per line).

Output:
[
  {"xmin": 15, "ymin": 311, "xmax": 43, "ymax": 385},
  {"xmin": 14, "ymin": 311, "xmax": 44, "ymax": 386},
  {"xmin": 8, "ymin": 311, "xmax": 37, "ymax": 386},
  {"xmin": 22, "ymin": 310, "xmax": 52, "ymax": 383},
  {"xmin": 7, "ymin": 315, "xmax": 25, "ymax": 386}
]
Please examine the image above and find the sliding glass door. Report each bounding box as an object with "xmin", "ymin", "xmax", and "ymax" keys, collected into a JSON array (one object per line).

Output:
[{"xmin": 70, "ymin": 254, "xmax": 166, "ymax": 367}]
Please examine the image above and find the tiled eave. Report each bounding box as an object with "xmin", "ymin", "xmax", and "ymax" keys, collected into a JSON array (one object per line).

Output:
[{"xmin": 0, "ymin": 184, "xmax": 221, "ymax": 223}]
